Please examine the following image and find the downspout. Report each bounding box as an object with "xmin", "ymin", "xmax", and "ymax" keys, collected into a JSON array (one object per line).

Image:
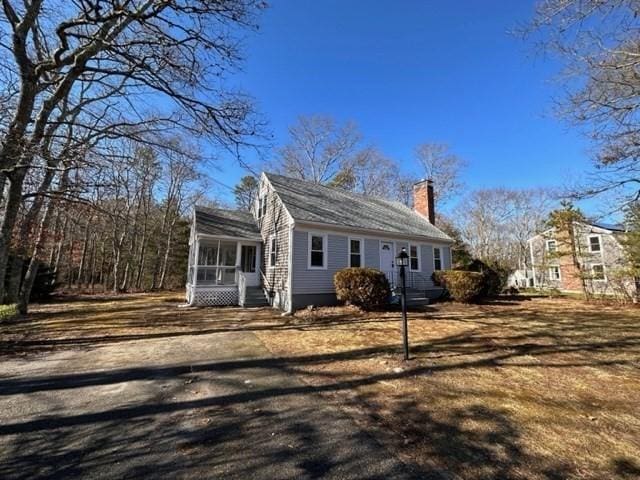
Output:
[{"xmin": 286, "ymin": 220, "xmax": 295, "ymax": 315}]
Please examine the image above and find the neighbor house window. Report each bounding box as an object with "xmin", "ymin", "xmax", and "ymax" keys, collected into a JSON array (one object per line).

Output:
[
  {"xmin": 592, "ymin": 264, "xmax": 605, "ymax": 280},
  {"xmin": 409, "ymin": 244, "xmax": 420, "ymax": 271},
  {"xmin": 549, "ymin": 265, "xmax": 561, "ymax": 280},
  {"xmin": 308, "ymin": 233, "xmax": 327, "ymax": 269},
  {"xmin": 433, "ymin": 247, "xmax": 442, "ymax": 271},
  {"xmin": 269, "ymin": 236, "xmax": 277, "ymax": 267},
  {"xmin": 589, "ymin": 235, "xmax": 601, "ymax": 253},
  {"xmin": 546, "ymin": 240, "xmax": 557, "ymax": 253},
  {"xmin": 349, "ymin": 238, "xmax": 362, "ymax": 268}
]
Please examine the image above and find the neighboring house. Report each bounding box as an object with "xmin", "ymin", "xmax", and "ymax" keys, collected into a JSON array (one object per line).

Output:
[
  {"xmin": 186, "ymin": 172, "xmax": 454, "ymax": 312},
  {"xmin": 507, "ymin": 269, "xmax": 535, "ymax": 289},
  {"xmin": 528, "ymin": 221, "xmax": 636, "ymax": 296}
]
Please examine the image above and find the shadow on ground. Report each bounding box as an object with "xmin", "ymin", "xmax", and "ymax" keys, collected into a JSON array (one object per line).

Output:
[{"xmin": 1, "ymin": 293, "xmax": 639, "ymax": 479}]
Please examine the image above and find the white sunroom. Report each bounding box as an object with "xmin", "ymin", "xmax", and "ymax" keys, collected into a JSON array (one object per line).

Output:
[{"xmin": 186, "ymin": 207, "xmax": 263, "ymax": 306}]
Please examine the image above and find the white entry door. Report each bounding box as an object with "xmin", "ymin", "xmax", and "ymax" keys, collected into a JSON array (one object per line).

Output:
[
  {"xmin": 380, "ymin": 241, "xmax": 394, "ymax": 274},
  {"xmin": 239, "ymin": 244, "xmax": 260, "ymax": 286}
]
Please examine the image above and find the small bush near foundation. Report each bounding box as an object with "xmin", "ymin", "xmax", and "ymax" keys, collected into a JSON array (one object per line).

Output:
[
  {"xmin": 433, "ymin": 270, "xmax": 483, "ymax": 303},
  {"xmin": 334, "ymin": 268, "xmax": 390, "ymax": 310}
]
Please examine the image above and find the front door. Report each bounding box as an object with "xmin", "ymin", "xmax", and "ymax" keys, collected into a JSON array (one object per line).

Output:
[
  {"xmin": 380, "ymin": 241, "xmax": 394, "ymax": 276},
  {"xmin": 240, "ymin": 244, "xmax": 259, "ymax": 286}
]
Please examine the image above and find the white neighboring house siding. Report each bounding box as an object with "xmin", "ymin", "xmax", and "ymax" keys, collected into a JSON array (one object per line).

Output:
[{"xmin": 291, "ymin": 225, "xmax": 452, "ymax": 296}]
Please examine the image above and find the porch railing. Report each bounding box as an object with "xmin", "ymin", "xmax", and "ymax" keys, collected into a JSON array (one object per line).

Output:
[
  {"xmin": 384, "ymin": 270, "xmax": 434, "ymax": 291},
  {"xmin": 238, "ymin": 271, "xmax": 247, "ymax": 307}
]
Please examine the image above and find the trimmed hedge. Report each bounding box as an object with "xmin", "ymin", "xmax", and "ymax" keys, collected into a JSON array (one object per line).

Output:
[
  {"xmin": 334, "ymin": 267, "xmax": 391, "ymax": 310},
  {"xmin": 467, "ymin": 259, "xmax": 508, "ymax": 297},
  {"xmin": 433, "ymin": 270, "xmax": 484, "ymax": 303}
]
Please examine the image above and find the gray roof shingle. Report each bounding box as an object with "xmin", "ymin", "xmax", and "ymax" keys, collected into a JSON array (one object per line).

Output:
[
  {"xmin": 265, "ymin": 173, "xmax": 452, "ymax": 242},
  {"xmin": 195, "ymin": 206, "xmax": 261, "ymax": 240}
]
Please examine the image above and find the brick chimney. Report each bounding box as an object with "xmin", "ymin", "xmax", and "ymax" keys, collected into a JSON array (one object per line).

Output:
[{"xmin": 413, "ymin": 179, "xmax": 435, "ymax": 225}]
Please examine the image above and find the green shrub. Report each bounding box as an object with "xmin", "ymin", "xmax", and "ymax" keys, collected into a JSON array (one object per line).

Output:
[
  {"xmin": 467, "ymin": 259, "xmax": 508, "ymax": 297},
  {"xmin": 334, "ymin": 267, "xmax": 391, "ymax": 310},
  {"xmin": 433, "ymin": 270, "xmax": 484, "ymax": 303}
]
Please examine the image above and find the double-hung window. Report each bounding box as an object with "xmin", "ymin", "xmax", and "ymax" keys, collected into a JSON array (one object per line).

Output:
[
  {"xmin": 433, "ymin": 247, "xmax": 442, "ymax": 271},
  {"xmin": 257, "ymin": 195, "xmax": 267, "ymax": 219},
  {"xmin": 592, "ymin": 264, "xmax": 605, "ymax": 280},
  {"xmin": 309, "ymin": 233, "xmax": 327, "ymax": 269},
  {"xmin": 409, "ymin": 244, "xmax": 420, "ymax": 271},
  {"xmin": 269, "ymin": 236, "xmax": 277, "ymax": 267},
  {"xmin": 549, "ymin": 265, "xmax": 561, "ymax": 280},
  {"xmin": 546, "ymin": 240, "xmax": 557, "ymax": 253},
  {"xmin": 349, "ymin": 238, "xmax": 362, "ymax": 268},
  {"xmin": 589, "ymin": 235, "xmax": 601, "ymax": 253}
]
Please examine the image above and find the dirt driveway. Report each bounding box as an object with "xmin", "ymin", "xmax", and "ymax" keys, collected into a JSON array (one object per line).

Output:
[{"xmin": 0, "ymin": 294, "xmax": 418, "ymax": 480}]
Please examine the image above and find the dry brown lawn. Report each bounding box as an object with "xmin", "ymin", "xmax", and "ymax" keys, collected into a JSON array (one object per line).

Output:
[
  {"xmin": 2, "ymin": 293, "xmax": 639, "ymax": 479},
  {"xmin": 254, "ymin": 297, "xmax": 640, "ymax": 480}
]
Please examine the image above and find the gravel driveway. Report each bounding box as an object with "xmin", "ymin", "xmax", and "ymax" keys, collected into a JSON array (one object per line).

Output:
[{"xmin": 0, "ymin": 312, "xmax": 418, "ymax": 479}]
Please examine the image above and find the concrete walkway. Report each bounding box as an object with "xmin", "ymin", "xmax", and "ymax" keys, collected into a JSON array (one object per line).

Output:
[{"xmin": 0, "ymin": 328, "xmax": 419, "ymax": 479}]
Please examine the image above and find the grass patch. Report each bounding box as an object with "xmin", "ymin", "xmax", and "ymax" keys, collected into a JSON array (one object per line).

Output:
[
  {"xmin": 255, "ymin": 297, "xmax": 640, "ymax": 479},
  {"xmin": 0, "ymin": 304, "xmax": 17, "ymax": 322}
]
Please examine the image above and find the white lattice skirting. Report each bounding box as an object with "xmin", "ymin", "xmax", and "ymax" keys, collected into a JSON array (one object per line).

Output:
[{"xmin": 190, "ymin": 287, "xmax": 238, "ymax": 306}]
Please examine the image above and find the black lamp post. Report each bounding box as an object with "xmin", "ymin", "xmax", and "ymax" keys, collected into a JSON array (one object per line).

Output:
[{"xmin": 396, "ymin": 247, "xmax": 410, "ymax": 361}]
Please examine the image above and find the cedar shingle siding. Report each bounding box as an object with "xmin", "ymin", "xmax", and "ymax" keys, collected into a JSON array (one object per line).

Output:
[{"xmin": 257, "ymin": 177, "xmax": 292, "ymax": 310}]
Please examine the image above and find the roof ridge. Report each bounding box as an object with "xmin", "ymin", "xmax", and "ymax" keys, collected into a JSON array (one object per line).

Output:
[{"xmin": 264, "ymin": 171, "xmax": 400, "ymax": 203}]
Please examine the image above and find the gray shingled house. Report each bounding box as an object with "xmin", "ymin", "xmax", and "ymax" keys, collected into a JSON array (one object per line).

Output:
[{"xmin": 186, "ymin": 172, "xmax": 454, "ymax": 312}]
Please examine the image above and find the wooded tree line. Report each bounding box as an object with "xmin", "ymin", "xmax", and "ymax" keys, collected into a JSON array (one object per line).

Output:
[{"xmin": 0, "ymin": 0, "xmax": 264, "ymax": 312}]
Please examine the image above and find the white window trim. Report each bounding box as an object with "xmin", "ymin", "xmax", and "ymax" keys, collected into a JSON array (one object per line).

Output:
[
  {"xmin": 548, "ymin": 265, "xmax": 561, "ymax": 281},
  {"xmin": 308, "ymin": 232, "xmax": 328, "ymax": 270},
  {"xmin": 348, "ymin": 236, "xmax": 364, "ymax": 268},
  {"xmin": 409, "ymin": 243, "xmax": 421, "ymax": 272},
  {"xmin": 433, "ymin": 246, "xmax": 442, "ymax": 271},
  {"xmin": 546, "ymin": 239, "xmax": 557, "ymax": 252},
  {"xmin": 588, "ymin": 234, "xmax": 602, "ymax": 253},
  {"xmin": 591, "ymin": 263, "xmax": 606, "ymax": 281},
  {"xmin": 268, "ymin": 235, "xmax": 277, "ymax": 268}
]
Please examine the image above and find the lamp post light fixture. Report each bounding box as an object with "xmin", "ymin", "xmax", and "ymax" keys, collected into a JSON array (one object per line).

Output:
[{"xmin": 396, "ymin": 247, "xmax": 410, "ymax": 361}]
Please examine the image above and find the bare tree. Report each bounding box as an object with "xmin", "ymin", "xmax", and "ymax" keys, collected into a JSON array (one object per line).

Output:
[
  {"xmin": 329, "ymin": 147, "xmax": 400, "ymax": 197},
  {"xmin": 0, "ymin": 0, "xmax": 264, "ymax": 302},
  {"xmin": 527, "ymin": 1, "xmax": 640, "ymax": 204},
  {"xmin": 455, "ymin": 188, "xmax": 556, "ymax": 269},
  {"xmin": 414, "ymin": 143, "xmax": 466, "ymax": 205},
  {"xmin": 273, "ymin": 115, "xmax": 362, "ymax": 183}
]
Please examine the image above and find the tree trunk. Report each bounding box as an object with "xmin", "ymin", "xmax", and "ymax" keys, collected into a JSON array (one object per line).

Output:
[
  {"xmin": 76, "ymin": 218, "xmax": 91, "ymax": 288},
  {"xmin": 54, "ymin": 215, "xmax": 68, "ymax": 274},
  {"xmin": 18, "ymin": 199, "xmax": 56, "ymax": 313},
  {"xmin": 0, "ymin": 170, "xmax": 27, "ymax": 302}
]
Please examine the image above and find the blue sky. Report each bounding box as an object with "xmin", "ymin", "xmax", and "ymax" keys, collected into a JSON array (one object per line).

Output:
[{"xmin": 213, "ymin": 0, "xmax": 593, "ymax": 211}]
